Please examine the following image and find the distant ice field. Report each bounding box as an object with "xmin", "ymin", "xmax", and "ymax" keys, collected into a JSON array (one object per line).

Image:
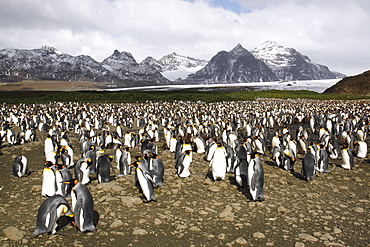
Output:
[{"xmin": 104, "ymin": 79, "xmax": 340, "ymax": 93}]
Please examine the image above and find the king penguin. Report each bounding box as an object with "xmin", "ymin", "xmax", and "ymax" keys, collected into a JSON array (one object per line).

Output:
[
  {"xmin": 302, "ymin": 150, "xmax": 316, "ymax": 182},
  {"xmin": 176, "ymin": 150, "xmax": 192, "ymax": 178},
  {"xmin": 149, "ymin": 152, "xmax": 164, "ymax": 187},
  {"xmin": 118, "ymin": 147, "xmax": 131, "ymax": 177},
  {"xmin": 41, "ymin": 161, "xmax": 57, "ymax": 197},
  {"xmin": 12, "ymin": 155, "xmax": 28, "ymax": 177},
  {"xmin": 248, "ymin": 154, "xmax": 264, "ymax": 201},
  {"xmin": 96, "ymin": 155, "xmax": 114, "ymax": 183},
  {"xmin": 341, "ymin": 144, "xmax": 354, "ymax": 170},
  {"xmin": 70, "ymin": 180, "xmax": 96, "ymax": 232},
  {"xmin": 210, "ymin": 142, "xmax": 227, "ymax": 181},
  {"xmin": 132, "ymin": 159, "xmax": 157, "ymax": 203},
  {"xmin": 33, "ymin": 195, "xmax": 75, "ymax": 236}
]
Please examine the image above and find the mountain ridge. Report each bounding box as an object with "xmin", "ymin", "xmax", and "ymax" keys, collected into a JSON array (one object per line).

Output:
[{"xmin": 0, "ymin": 42, "xmax": 345, "ymax": 86}]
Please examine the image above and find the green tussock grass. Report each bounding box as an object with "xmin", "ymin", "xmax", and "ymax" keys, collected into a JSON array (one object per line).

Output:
[{"xmin": 0, "ymin": 90, "xmax": 368, "ymax": 104}]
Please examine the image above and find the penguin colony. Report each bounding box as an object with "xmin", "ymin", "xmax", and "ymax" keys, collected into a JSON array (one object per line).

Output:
[{"xmin": 2, "ymin": 99, "xmax": 369, "ymax": 235}]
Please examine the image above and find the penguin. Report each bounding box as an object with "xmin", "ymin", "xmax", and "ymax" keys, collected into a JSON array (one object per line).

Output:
[
  {"xmin": 341, "ymin": 144, "xmax": 354, "ymax": 170},
  {"xmin": 117, "ymin": 147, "xmax": 131, "ymax": 177},
  {"xmin": 60, "ymin": 147, "xmax": 73, "ymax": 168},
  {"xmin": 70, "ymin": 180, "xmax": 96, "ymax": 232},
  {"xmin": 271, "ymin": 144, "xmax": 283, "ymax": 168},
  {"xmin": 328, "ymin": 136, "xmax": 341, "ymax": 159},
  {"xmin": 132, "ymin": 159, "xmax": 157, "ymax": 203},
  {"xmin": 41, "ymin": 162, "xmax": 57, "ymax": 197},
  {"xmin": 96, "ymin": 154, "xmax": 114, "ymax": 183},
  {"xmin": 33, "ymin": 195, "xmax": 75, "ymax": 236},
  {"xmin": 44, "ymin": 134, "xmax": 55, "ymax": 157},
  {"xmin": 316, "ymin": 145, "xmax": 329, "ymax": 173},
  {"xmin": 354, "ymin": 140, "xmax": 367, "ymax": 159},
  {"xmin": 248, "ymin": 154, "xmax": 264, "ymax": 201},
  {"xmin": 74, "ymin": 158, "xmax": 92, "ymax": 185},
  {"xmin": 210, "ymin": 142, "xmax": 227, "ymax": 181},
  {"xmin": 302, "ymin": 151, "xmax": 316, "ymax": 182},
  {"xmin": 194, "ymin": 135, "xmax": 206, "ymax": 153},
  {"xmin": 234, "ymin": 154, "xmax": 249, "ymax": 187},
  {"xmin": 85, "ymin": 145, "xmax": 97, "ymax": 175},
  {"xmin": 12, "ymin": 155, "xmax": 28, "ymax": 177},
  {"xmin": 149, "ymin": 152, "xmax": 164, "ymax": 187},
  {"xmin": 59, "ymin": 165, "xmax": 73, "ymax": 197},
  {"xmin": 175, "ymin": 150, "xmax": 192, "ymax": 178},
  {"xmin": 282, "ymin": 148, "xmax": 296, "ymax": 172}
]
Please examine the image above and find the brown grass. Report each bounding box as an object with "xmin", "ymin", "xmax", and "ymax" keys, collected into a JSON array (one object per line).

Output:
[{"xmin": 0, "ymin": 80, "xmax": 102, "ymax": 91}]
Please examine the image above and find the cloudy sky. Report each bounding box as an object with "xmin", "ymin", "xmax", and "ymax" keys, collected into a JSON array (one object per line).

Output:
[{"xmin": 0, "ymin": 0, "xmax": 369, "ymax": 76}]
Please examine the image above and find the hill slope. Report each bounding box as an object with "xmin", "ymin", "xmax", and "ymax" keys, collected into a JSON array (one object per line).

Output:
[{"xmin": 324, "ymin": 70, "xmax": 370, "ymax": 95}]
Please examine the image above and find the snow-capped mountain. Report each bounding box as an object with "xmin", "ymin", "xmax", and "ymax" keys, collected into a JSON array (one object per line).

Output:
[
  {"xmin": 146, "ymin": 52, "xmax": 209, "ymax": 80},
  {"xmin": 180, "ymin": 44, "xmax": 279, "ymax": 84},
  {"xmin": 0, "ymin": 46, "xmax": 170, "ymax": 86},
  {"xmin": 0, "ymin": 42, "xmax": 345, "ymax": 87},
  {"xmin": 251, "ymin": 41, "xmax": 345, "ymax": 81}
]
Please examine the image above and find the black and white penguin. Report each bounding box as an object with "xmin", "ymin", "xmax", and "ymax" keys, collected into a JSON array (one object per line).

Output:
[
  {"xmin": 248, "ymin": 154, "xmax": 264, "ymax": 201},
  {"xmin": 96, "ymin": 154, "xmax": 114, "ymax": 183},
  {"xmin": 234, "ymin": 153, "xmax": 249, "ymax": 187},
  {"xmin": 33, "ymin": 195, "xmax": 75, "ymax": 236},
  {"xmin": 85, "ymin": 145, "xmax": 97, "ymax": 175},
  {"xmin": 12, "ymin": 155, "xmax": 28, "ymax": 177},
  {"xmin": 132, "ymin": 159, "xmax": 157, "ymax": 203},
  {"xmin": 210, "ymin": 142, "xmax": 227, "ymax": 181},
  {"xmin": 316, "ymin": 145, "xmax": 329, "ymax": 173},
  {"xmin": 175, "ymin": 150, "xmax": 192, "ymax": 178},
  {"xmin": 41, "ymin": 162, "xmax": 57, "ymax": 197},
  {"xmin": 74, "ymin": 158, "xmax": 92, "ymax": 185},
  {"xmin": 59, "ymin": 165, "xmax": 73, "ymax": 197},
  {"xmin": 117, "ymin": 147, "xmax": 131, "ymax": 177},
  {"xmin": 341, "ymin": 144, "xmax": 354, "ymax": 170},
  {"xmin": 149, "ymin": 152, "xmax": 164, "ymax": 187},
  {"xmin": 70, "ymin": 180, "xmax": 96, "ymax": 232},
  {"xmin": 354, "ymin": 140, "xmax": 367, "ymax": 159},
  {"xmin": 302, "ymin": 151, "xmax": 316, "ymax": 182}
]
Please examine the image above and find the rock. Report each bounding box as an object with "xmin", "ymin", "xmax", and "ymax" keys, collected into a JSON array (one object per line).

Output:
[
  {"xmin": 30, "ymin": 185, "xmax": 42, "ymax": 193},
  {"xmin": 189, "ymin": 226, "xmax": 201, "ymax": 232},
  {"xmin": 277, "ymin": 206, "xmax": 290, "ymax": 214},
  {"xmin": 252, "ymin": 232, "xmax": 266, "ymax": 239},
  {"xmin": 121, "ymin": 196, "xmax": 142, "ymax": 207},
  {"xmin": 132, "ymin": 229, "xmax": 148, "ymax": 235},
  {"xmin": 184, "ymin": 207, "xmax": 194, "ymax": 213},
  {"xmin": 298, "ymin": 233, "xmax": 319, "ymax": 242},
  {"xmin": 2, "ymin": 226, "xmax": 25, "ymax": 241},
  {"xmin": 320, "ymin": 233, "xmax": 334, "ymax": 241},
  {"xmin": 235, "ymin": 237, "xmax": 248, "ymax": 245},
  {"xmin": 218, "ymin": 233, "xmax": 226, "ymax": 240},
  {"xmin": 209, "ymin": 186, "xmax": 220, "ymax": 192},
  {"xmin": 295, "ymin": 242, "xmax": 305, "ymax": 247},
  {"xmin": 154, "ymin": 218, "xmax": 162, "ymax": 225},
  {"xmin": 333, "ymin": 227, "xmax": 342, "ymax": 234},
  {"xmin": 110, "ymin": 219, "xmax": 123, "ymax": 228},
  {"xmin": 353, "ymin": 207, "xmax": 364, "ymax": 213}
]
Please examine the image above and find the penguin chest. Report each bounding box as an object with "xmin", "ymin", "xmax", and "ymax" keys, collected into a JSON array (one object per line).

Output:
[{"xmin": 81, "ymin": 163, "xmax": 90, "ymax": 185}]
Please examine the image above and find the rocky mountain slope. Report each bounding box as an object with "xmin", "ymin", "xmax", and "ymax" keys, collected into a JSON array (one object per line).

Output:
[
  {"xmin": 0, "ymin": 43, "xmax": 345, "ymax": 86},
  {"xmin": 0, "ymin": 46, "xmax": 170, "ymax": 86},
  {"xmin": 324, "ymin": 70, "xmax": 370, "ymax": 95},
  {"xmin": 180, "ymin": 44, "xmax": 279, "ymax": 84},
  {"xmin": 251, "ymin": 41, "xmax": 345, "ymax": 81}
]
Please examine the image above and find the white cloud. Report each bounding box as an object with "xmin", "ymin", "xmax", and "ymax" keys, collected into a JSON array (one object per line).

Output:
[{"xmin": 0, "ymin": 0, "xmax": 369, "ymax": 76}]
